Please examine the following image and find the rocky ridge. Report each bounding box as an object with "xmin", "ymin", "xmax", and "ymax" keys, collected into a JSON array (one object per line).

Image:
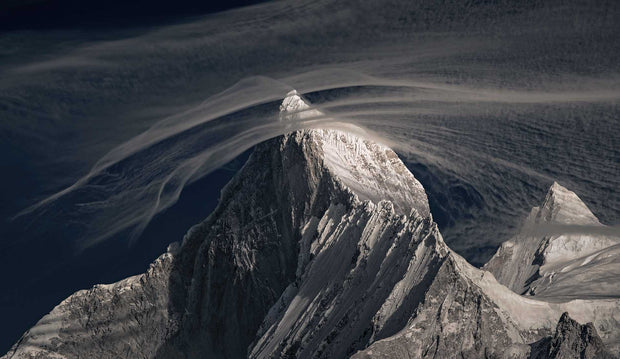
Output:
[{"xmin": 530, "ymin": 312, "xmax": 616, "ymax": 359}]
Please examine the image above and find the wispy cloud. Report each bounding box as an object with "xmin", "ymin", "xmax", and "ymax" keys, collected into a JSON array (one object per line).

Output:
[{"xmin": 2, "ymin": 0, "xmax": 618, "ymax": 256}]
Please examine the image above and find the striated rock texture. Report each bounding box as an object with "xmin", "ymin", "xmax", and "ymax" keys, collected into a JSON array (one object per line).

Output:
[
  {"xmin": 530, "ymin": 313, "xmax": 617, "ymax": 359},
  {"xmin": 153, "ymin": 121, "xmax": 431, "ymax": 358},
  {"xmin": 3, "ymin": 92, "xmax": 619, "ymax": 359},
  {"xmin": 2, "ymin": 252, "xmax": 177, "ymax": 359},
  {"xmin": 349, "ymin": 254, "xmax": 531, "ymax": 359}
]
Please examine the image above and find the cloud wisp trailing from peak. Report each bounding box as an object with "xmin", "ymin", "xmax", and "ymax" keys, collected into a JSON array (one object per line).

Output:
[
  {"xmin": 520, "ymin": 223, "xmax": 620, "ymax": 238},
  {"xmin": 12, "ymin": 69, "xmax": 620, "ymax": 251},
  {"xmin": 2, "ymin": 0, "xmax": 619, "ymax": 261}
]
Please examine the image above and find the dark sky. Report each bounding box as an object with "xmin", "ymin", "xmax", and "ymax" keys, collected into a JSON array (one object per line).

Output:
[{"xmin": 0, "ymin": 0, "xmax": 267, "ymax": 30}]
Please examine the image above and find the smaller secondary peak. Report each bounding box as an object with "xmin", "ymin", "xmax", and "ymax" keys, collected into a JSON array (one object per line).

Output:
[
  {"xmin": 280, "ymin": 89, "xmax": 310, "ymax": 114},
  {"xmin": 537, "ymin": 182, "xmax": 599, "ymax": 225},
  {"xmin": 545, "ymin": 312, "xmax": 615, "ymax": 359}
]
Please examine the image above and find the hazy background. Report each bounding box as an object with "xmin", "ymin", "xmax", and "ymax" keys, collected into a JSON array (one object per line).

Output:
[{"xmin": 1, "ymin": 0, "xmax": 619, "ymax": 353}]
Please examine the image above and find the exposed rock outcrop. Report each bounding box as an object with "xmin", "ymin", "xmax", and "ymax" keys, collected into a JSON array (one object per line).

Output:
[{"xmin": 530, "ymin": 312, "xmax": 617, "ymax": 359}]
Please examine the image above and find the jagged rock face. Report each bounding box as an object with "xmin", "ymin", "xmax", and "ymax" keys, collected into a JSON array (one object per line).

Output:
[
  {"xmin": 154, "ymin": 131, "xmax": 337, "ymax": 358},
  {"xmin": 530, "ymin": 313, "xmax": 617, "ymax": 359},
  {"xmin": 154, "ymin": 122, "xmax": 434, "ymax": 358},
  {"xmin": 484, "ymin": 182, "xmax": 619, "ymax": 297},
  {"xmin": 250, "ymin": 202, "xmax": 445, "ymax": 359},
  {"xmin": 351, "ymin": 254, "xmax": 530, "ymax": 359},
  {"xmin": 152, "ymin": 93, "xmax": 433, "ymax": 357}
]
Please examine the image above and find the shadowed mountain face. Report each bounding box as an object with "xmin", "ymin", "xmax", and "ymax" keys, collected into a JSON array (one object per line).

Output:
[{"xmin": 3, "ymin": 93, "xmax": 618, "ymax": 359}]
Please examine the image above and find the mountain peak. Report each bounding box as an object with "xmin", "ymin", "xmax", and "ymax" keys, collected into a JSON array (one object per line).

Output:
[
  {"xmin": 483, "ymin": 181, "xmax": 614, "ymax": 294},
  {"xmin": 277, "ymin": 90, "xmax": 430, "ymax": 217},
  {"xmin": 279, "ymin": 89, "xmax": 308, "ymax": 114},
  {"xmin": 536, "ymin": 182, "xmax": 599, "ymax": 225}
]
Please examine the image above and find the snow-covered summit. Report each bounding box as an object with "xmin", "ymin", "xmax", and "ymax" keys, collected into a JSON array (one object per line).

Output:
[
  {"xmin": 279, "ymin": 90, "xmax": 309, "ymax": 114},
  {"xmin": 278, "ymin": 90, "xmax": 430, "ymax": 217}
]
